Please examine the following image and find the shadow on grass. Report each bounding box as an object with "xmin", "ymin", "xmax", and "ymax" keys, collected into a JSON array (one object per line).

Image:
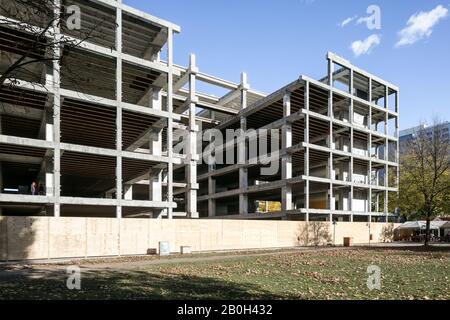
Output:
[{"xmin": 0, "ymin": 268, "xmax": 295, "ymax": 300}]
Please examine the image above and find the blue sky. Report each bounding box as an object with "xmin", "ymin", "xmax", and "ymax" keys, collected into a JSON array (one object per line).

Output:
[{"xmin": 124, "ymin": 0, "xmax": 450, "ymax": 129}]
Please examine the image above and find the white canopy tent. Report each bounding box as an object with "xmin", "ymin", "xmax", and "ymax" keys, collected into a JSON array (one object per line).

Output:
[
  {"xmin": 397, "ymin": 220, "xmax": 450, "ymax": 238},
  {"xmin": 397, "ymin": 221, "xmax": 440, "ymax": 230}
]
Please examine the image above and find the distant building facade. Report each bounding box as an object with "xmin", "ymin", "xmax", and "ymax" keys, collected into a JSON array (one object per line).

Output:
[{"xmin": 399, "ymin": 121, "xmax": 450, "ymax": 151}]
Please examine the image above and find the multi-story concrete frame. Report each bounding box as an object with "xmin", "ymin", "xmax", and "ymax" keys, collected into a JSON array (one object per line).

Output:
[
  {"xmin": 0, "ymin": 0, "xmax": 264, "ymax": 218},
  {"xmin": 197, "ymin": 53, "xmax": 399, "ymax": 222},
  {"xmin": 0, "ymin": 1, "xmax": 398, "ymax": 222},
  {"xmin": 0, "ymin": 0, "xmax": 188, "ymax": 218}
]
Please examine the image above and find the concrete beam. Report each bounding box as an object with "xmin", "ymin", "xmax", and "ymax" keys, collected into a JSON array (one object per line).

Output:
[
  {"xmin": 0, "ymin": 153, "xmax": 42, "ymax": 164},
  {"xmin": 198, "ymin": 188, "xmax": 243, "ymax": 202},
  {"xmin": 59, "ymin": 142, "xmax": 179, "ymax": 164},
  {"xmin": 327, "ymin": 52, "xmax": 399, "ymax": 92},
  {"xmin": 301, "ymin": 75, "xmax": 398, "ymax": 119},
  {"xmin": 59, "ymin": 88, "xmax": 181, "ymax": 121},
  {"xmin": 217, "ymin": 88, "xmax": 242, "ymax": 107},
  {"xmin": 196, "ymin": 100, "xmax": 239, "ymax": 115},
  {"xmin": 247, "ymin": 180, "xmax": 284, "ymax": 194},
  {"xmin": 0, "ymin": 194, "xmax": 54, "ymax": 204},
  {"xmin": 58, "ymin": 196, "xmax": 177, "ymax": 208},
  {"xmin": 196, "ymin": 73, "xmax": 238, "ymax": 91},
  {"xmin": 173, "ymin": 70, "xmax": 190, "ymax": 93},
  {"xmin": 119, "ymin": 2, "xmax": 181, "ymax": 32}
]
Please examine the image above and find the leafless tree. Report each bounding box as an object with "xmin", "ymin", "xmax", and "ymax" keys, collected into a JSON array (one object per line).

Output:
[{"xmin": 0, "ymin": 0, "xmax": 114, "ymax": 89}]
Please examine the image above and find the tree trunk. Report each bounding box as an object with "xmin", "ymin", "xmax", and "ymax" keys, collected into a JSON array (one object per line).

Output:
[{"xmin": 424, "ymin": 217, "xmax": 430, "ymax": 247}]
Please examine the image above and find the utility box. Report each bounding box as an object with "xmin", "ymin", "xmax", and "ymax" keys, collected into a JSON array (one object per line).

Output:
[
  {"xmin": 159, "ymin": 241, "xmax": 170, "ymax": 256},
  {"xmin": 147, "ymin": 248, "xmax": 157, "ymax": 255},
  {"xmin": 369, "ymin": 234, "xmax": 373, "ymax": 241},
  {"xmin": 343, "ymin": 237, "xmax": 353, "ymax": 247},
  {"xmin": 181, "ymin": 246, "xmax": 192, "ymax": 255}
]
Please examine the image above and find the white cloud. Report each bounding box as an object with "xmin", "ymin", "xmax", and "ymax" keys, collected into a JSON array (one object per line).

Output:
[
  {"xmin": 350, "ymin": 34, "xmax": 381, "ymax": 57},
  {"xmin": 340, "ymin": 16, "xmax": 357, "ymax": 27},
  {"xmin": 396, "ymin": 5, "xmax": 448, "ymax": 47}
]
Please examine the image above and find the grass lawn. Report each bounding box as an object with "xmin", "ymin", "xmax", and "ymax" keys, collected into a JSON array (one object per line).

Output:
[{"xmin": 0, "ymin": 247, "xmax": 449, "ymax": 300}]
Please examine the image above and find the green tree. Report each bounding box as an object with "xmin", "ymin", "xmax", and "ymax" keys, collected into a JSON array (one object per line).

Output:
[{"xmin": 398, "ymin": 120, "xmax": 450, "ymax": 245}]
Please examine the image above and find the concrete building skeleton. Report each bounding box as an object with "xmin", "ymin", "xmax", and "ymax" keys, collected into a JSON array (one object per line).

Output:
[{"xmin": 0, "ymin": 0, "xmax": 399, "ymax": 222}]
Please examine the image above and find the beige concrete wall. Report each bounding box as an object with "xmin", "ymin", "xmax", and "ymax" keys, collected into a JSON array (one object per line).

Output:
[
  {"xmin": 332, "ymin": 221, "xmax": 395, "ymax": 245},
  {"xmin": 49, "ymin": 218, "xmax": 86, "ymax": 259},
  {"xmin": 86, "ymin": 218, "xmax": 120, "ymax": 257},
  {"xmin": 0, "ymin": 216, "xmax": 399, "ymax": 261},
  {"xmin": 6, "ymin": 217, "xmax": 49, "ymax": 260}
]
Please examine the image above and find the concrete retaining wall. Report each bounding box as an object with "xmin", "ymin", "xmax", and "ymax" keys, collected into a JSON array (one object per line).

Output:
[{"xmin": 0, "ymin": 217, "xmax": 399, "ymax": 261}]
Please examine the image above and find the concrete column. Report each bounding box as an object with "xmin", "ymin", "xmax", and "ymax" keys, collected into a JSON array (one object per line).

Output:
[
  {"xmin": 208, "ymin": 174, "xmax": 216, "ymax": 217},
  {"xmin": 376, "ymin": 193, "xmax": 380, "ymax": 213},
  {"xmin": 115, "ymin": 5, "xmax": 123, "ymax": 218},
  {"xmin": 328, "ymin": 57, "xmax": 334, "ymax": 87},
  {"xmin": 45, "ymin": 158, "xmax": 54, "ymax": 196},
  {"xmin": 186, "ymin": 54, "xmax": 198, "ymax": 218},
  {"xmin": 384, "ymin": 86, "xmax": 389, "ymax": 222},
  {"xmin": 384, "ymin": 185, "xmax": 389, "ymax": 219},
  {"xmin": 39, "ymin": 100, "xmax": 55, "ymax": 197},
  {"xmin": 239, "ymin": 73, "xmax": 249, "ymax": 216},
  {"xmin": 329, "ymin": 152, "xmax": 334, "ymax": 210},
  {"xmin": 53, "ymin": 0, "xmax": 62, "ymax": 217},
  {"xmin": 396, "ymin": 91, "xmax": 400, "ymax": 194},
  {"xmin": 368, "ymin": 102, "xmax": 372, "ymax": 217},
  {"xmin": 0, "ymin": 114, "xmax": 2, "ymax": 194},
  {"xmin": 349, "ymin": 70, "xmax": 354, "ymax": 214},
  {"xmin": 0, "ymin": 160, "xmax": 2, "ymax": 194},
  {"xmin": 0, "ymin": 116, "xmax": 2, "ymax": 214},
  {"xmin": 239, "ymin": 169, "xmax": 248, "ymax": 215},
  {"xmin": 148, "ymin": 89, "xmax": 162, "ymax": 158},
  {"xmin": 304, "ymin": 81, "xmax": 310, "ymax": 222},
  {"xmin": 150, "ymin": 88, "xmax": 162, "ymax": 110},
  {"xmin": 240, "ymin": 72, "xmax": 248, "ymax": 110},
  {"xmin": 166, "ymin": 28, "xmax": 174, "ymax": 219},
  {"xmin": 150, "ymin": 169, "xmax": 163, "ymax": 222},
  {"xmin": 328, "ymin": 90, "xmax": 334, "ymax": 212},
  {"xmin": 124, "ymin": 184, "xmax": 133, "ymax": 200},
  {"xmin": 281, "ymin": 93, "xmax": 293, "ymax": 212},
  {"xmin": 149, "ymin": 129, "xmax": 162, "ymax": 156},
  {"xmin": 149, "ymin": 169, "xmax": 162, "ymax": 202},
  {"xmin": 238, "ymin": 119, "xmax": 248, "ymax": 215}
]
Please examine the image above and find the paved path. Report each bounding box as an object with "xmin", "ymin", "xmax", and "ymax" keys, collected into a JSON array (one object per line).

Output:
[{"xmin": 0, "ymin": 247, "xmax": 343, "ymax": 280}]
